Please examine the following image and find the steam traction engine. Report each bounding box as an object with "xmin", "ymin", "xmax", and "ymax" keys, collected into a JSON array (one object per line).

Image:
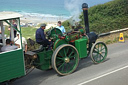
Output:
[{"xmin": 25, "ymin": 3, "xmax": 108, "ymax": 75}]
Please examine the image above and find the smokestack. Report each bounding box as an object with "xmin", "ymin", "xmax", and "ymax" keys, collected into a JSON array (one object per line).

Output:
[{"xmin": 82, "ymin": 3, "xmax": 90, "ymax": 34}]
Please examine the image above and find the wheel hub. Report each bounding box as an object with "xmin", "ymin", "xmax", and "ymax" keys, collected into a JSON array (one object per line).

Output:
[
  {"xmin": 99, "ymin": 52, "xmax": 102, "ymax": 54},
  {"xmin": 65, "ymin": 57, "xmax": 70, "ymax": 63}
]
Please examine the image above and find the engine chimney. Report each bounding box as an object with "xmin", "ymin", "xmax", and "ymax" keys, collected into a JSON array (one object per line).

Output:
[{"xmin": 82, "ymin": 3, "xmax": 90, "ymax": 34}]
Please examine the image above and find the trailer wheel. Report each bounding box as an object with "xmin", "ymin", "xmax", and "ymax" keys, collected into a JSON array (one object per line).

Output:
[
  {"xmin": 90, "ymin": 42, "xmax": 108, "ymax": 64},
  {"xmin": 52, "ymin": 44, "xmax": 79, "ymax": 75}
]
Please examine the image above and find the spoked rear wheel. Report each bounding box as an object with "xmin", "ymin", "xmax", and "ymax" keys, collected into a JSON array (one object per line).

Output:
[
  {"xmin": 52, "ymin": 44, "xmax": 79, "ymax": 75},
  {"xmin": 90, "ymin": 42, "xmax": 108, "ymax": 64}
]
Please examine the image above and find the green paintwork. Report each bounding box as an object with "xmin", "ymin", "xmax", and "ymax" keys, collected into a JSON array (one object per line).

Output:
[
  {"xmin": 34, "ymin": 50, "xmax": 53, "ymax": 70},
  {"xmin": 49, "ymin": 28, "xmax": 62, "ymax": 36},
  {"xmin": 68, "ymin": 32, "xmax": 80, "ymax": 41},
  {"xmin": 33, "ymin": 27, "xmax": 107, "ymax": 75},
  {"xmin": 75, "ymin": 38, "xmax": 88, "ymax": 58},
  {"xmin": 79, "ymin": 29, "xmax": 85, "ymax": 35},
  {"xmin": 65, "ymin": 36, "xmax": 70, "ymax": 42},
  {"xmin": 48, "ymin": 28, "xmax": 63, "ymax": 41},
  {"xmin": 53, "ymin": 39, "xmax": 68, "ymax": 50},
  {"xmin": 0, "ymin": 49, "xmax": 25, "ymax": 82},
  {"xmin": 35, "ymin": 29, "xmax": 88, "ymax": 72},
  {"xmin": 0, "ymin": 18, "xmax": 25, "ymax": 82}
]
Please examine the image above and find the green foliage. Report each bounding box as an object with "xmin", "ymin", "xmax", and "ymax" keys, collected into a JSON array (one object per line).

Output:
[
  {"xmin": 4, "ymin": 26, "xmax": 37, "ymax": 40},
  {"xmin": 64, "ymin": 0, "xmax": 128, "ymax": 34},
  {"xmin": 105, "ymin": 40, "xmax": 112, "ymax": 44},
  {"xmin": 113, "ymin": 37, "xmax": 119, "ymax": 43},
  {"xmin": 124, "ymin": 35, "xmax": 128, "ymax": 38},
  {"xmin": 21, "ymin": 27, "xmax": 37, "ymax": 39},
  {"xmin": 62, "ymin": 20, "xmax": 71, "ymax": 31},
  {"xmin": 4, "ymin": 26, "xmax": 10, "ymax": 37}
]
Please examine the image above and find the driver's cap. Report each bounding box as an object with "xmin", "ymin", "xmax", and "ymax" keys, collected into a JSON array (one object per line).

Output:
[{"xmin": 40, "ymin": 23, "xmax": 46, "ymax": 27}]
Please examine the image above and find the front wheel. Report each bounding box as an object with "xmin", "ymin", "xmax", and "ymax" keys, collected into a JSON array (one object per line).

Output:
[
  {"xmin": 90, "ymin": 42, "xmax": 108, "ymax": 64},
  {"xmin": 52, "ymin": 44, "xmax": 79, "ymax": 75}
]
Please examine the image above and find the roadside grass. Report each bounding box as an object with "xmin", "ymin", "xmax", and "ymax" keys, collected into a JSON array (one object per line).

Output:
[
  {"xmin": 21, "ymin": 27, "xmax": 37, "ymax": 39},
  {"xmin": 4, "ymin": 26, "xmax": 37, "ymax": 40}
]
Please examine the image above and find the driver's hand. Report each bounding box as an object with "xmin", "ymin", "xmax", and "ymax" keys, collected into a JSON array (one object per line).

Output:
[{"xmin": 49, "ymin": 39, "xmax": 51, "ymax": 42}]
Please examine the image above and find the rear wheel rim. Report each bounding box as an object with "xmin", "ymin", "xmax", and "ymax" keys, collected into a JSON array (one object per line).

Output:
[{"xmin": 52, "ymin": 44, "xmax": 79, "ymax": 75}]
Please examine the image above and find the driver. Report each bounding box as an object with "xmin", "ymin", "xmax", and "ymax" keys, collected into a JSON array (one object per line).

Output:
[{"xmin": 35, "ymin": 23, "xmax": 52, "ymax": 49}]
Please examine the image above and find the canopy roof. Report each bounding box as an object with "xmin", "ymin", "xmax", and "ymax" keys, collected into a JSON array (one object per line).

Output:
[{"xmin": 0, "ymin": 11, "xmax": 22, "ymax": 20}]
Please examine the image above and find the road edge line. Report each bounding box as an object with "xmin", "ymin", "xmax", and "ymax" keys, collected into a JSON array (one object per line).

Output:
[{"xmin": 78, "ymin": 65, "xmax": 128, "ymax": 85}]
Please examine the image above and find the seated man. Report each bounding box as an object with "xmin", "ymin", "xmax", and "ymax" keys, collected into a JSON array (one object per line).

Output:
[
  {"xmin": 35, "ymin": 23, "xmax": 52, "ymax": 49},
  {"xmin": 15, "ymin": 33, "xmax": 27, "ymax": 53},
  {"xmin": 1, "ymin": 39, "xmax": 18, "ymax": 52}
]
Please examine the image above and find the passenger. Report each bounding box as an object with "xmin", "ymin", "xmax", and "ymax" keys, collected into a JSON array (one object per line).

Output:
[
  {"xmin": 56, "ymin": 21, "xmax": 66, "ymax": 33},
  {"xmin": 1, "ymin": 39, "xmax": 18, "ymax": 52},
  {"xmin": 8, "ymin": 19, "xmax": 17, "ymax": 38},
  {"xmin": 15, "ymin": 33, "xmax": 27, "ymax": 53},
  {"xmin": 35, "ymin": 23, "xmax": 52, "ymax": 49}
]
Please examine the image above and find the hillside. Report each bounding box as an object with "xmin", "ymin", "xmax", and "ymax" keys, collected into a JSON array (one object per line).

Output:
[{"xmin": 63, "ymin": 0, "xmax": 128, "ymax": 34}]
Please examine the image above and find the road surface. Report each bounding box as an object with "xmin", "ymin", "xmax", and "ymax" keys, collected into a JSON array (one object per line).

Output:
[{"xmin": 14, "ymin": 40, "xmax": 128, "ymax": 85}]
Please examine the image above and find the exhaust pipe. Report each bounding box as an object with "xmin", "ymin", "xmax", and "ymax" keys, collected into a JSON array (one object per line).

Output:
[
  {"xmin": 82, "ymin": 3, "xmax": 90, "ymax": 34},
  {"xmin": 82, "ymin": 3, "xmax": 98, "ymax": 44}
]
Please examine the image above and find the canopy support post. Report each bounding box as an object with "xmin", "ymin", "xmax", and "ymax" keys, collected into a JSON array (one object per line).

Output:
[
  {"xmin": 9, "ymin": 20, "xmax": 14, "ymax": 41},
  {"xmin": 0, "ymin": 21, "xmax": 6, "ymax": 46}
]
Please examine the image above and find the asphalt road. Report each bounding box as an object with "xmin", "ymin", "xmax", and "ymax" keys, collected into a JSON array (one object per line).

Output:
[{"xmin": 14, "ymin": 40, "xmax": 128, "ymax": 85}]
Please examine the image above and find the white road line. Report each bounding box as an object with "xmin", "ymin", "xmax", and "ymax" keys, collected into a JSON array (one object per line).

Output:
[{"xmin": 78, "ymin": 65, "xmax": 128, "ymax": 85}]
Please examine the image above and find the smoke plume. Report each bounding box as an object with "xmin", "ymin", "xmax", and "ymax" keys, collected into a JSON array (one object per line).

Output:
[{"xmin": 64, "ymin": 0, "xmax": 84, "ymax": 23}]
